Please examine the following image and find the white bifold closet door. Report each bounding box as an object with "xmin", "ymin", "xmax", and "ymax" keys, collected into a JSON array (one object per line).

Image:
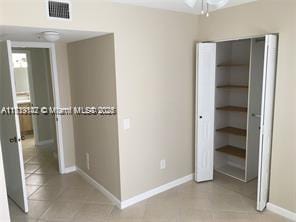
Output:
[
  {"xmin": 0, "ymin": 40, "xmax": 28, "ymax": 212},
  {"xmin": 257, "ymin": 34, "xmax": 278, "ymax": 211},
  {"xmin": 195, "ymin": 43, "xmax": 216, "ymax": 182}
]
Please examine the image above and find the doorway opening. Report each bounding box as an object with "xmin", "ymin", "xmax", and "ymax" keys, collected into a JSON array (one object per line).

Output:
[
  {"xmin": 195, "ymin": 35, "xmax": 278, "ymax": 212},
  {"xmin": 0, "ymin": 41, "xmax": 65, "ymax": 214},
  {"xmin": 11, "ymin": 47, "xmax": 59, "ymax": 199}
]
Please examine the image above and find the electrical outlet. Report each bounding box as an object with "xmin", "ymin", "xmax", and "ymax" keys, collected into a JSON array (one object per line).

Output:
[
  {"xmin": 86, "ymin": 153, "xmax": 90, "ymax": 170},
  {"xmin": 160, "ymin": 159, "xmax": 166, "ymax": 170}
]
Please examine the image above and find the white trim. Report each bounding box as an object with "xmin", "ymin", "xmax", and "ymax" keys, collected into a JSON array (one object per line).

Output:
[
  {"xmin": 11, "ymin": 41, "xmax": 66, "ymax": 175},
  {"xmin": 121, "ymin": 174, "xmax": 193, "ymax": 209},
  {"xmin": 62, "ymin": 165, "xmax": 76, "ymax": 174},
  {"xmin": 76, "ymin": 167, "xmax": 121, "ymax": 208},
  {"xmin": 36, "ymin": 139, "xmax": 54, "ymax": 147},
  {"xmin": 267, "ymin": 203, "xmax": 296, "ymax": 221},
  {"xmin": 76, "ymin": 166, "xmax": 193, "ymax": 209},
  {"xmin": 48, "ymin": 44, "xmax": 66, "ymax": 174}
]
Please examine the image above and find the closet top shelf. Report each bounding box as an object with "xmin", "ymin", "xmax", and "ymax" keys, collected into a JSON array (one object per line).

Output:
[
  {"xmin": 217, "ymin": 64, "xmax": 249, "ymax": 68},
  {"xmin": 217, "ymin": 85, "xmax": 249, "ymax": 89}
]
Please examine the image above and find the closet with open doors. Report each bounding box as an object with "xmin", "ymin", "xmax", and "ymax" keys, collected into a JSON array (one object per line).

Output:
[{"xmin": 195, "ymin": 34, "xmax": 278, "ymax": 211}]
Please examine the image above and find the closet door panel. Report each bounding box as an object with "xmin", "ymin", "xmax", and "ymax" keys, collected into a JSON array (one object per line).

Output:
[
  {"xmin": 0, "ymin": 40, "xmax": 28, "ymax": 212},
  {"xmin": 246, "ymin": 39, "xmax": 265, "ymax": 181},
  {"xmin": 257, "ymin": 35, "xmax": 278, "ymax": 211},
  {"xmin": 195, "ymin": 43, "xmax": 216, "ymax": 182}
]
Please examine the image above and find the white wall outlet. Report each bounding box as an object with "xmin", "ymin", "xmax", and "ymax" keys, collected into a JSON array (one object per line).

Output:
[
  {"xmin": 86, "ymin": 153, "xmax": 90, "ymax": 170},
  {"xmin": 123, "ymin": 118, "xmax": 130, "ymax": 130},
  {"xmin": 160, "ymin": 159, "xmax": 166, "ymax": 170}
]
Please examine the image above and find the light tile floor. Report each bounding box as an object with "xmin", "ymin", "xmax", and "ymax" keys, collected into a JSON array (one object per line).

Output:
[{"xmin": 8, "ymin": 137, "xmax": 291, "ymax": 222}]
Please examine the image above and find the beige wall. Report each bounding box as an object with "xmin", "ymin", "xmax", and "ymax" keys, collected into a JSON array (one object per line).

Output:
[
  {"xmin": 198, "ymin": 0, "xmax": 296, "ymax": 212},
  {"xmin": 68, "ymin": 34, "xmax": 121, "ymax": 198}
]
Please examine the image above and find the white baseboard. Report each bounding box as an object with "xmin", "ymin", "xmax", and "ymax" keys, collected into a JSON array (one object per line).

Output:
[
  {"xmin": 76, "ymin": 167, "xmax": 121, "ymax": 208},
  {"xmin": 36, "ymin": 139, "xmax": 54, "ymax": 147},
  {"xmin": 62, "ymin": 166, "xmax": 77, "ymax": 174},
  {"xmin": 267, "ymin": 202, "xmax": 296, "ymax": 221},
  {"xmin": 120, "ymin": 174, "xmax": 193, "ymax": 209},
  {"xmin": 76, "ymin": 167, "xmax": 193, "ymax": 209}
]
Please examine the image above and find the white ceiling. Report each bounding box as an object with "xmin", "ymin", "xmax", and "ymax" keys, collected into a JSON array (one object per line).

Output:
[
  {"xmin": 111, "ymin": 0, "xmax": 257, "ymax": 15},
  {"xmin": 0, "ymin": 26, "xmax": 107, "ymax": 43}
]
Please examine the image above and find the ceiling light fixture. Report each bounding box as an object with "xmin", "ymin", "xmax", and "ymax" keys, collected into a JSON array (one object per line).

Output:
[
  {"xmin": 185, "ymin": 0, "xmax": 229, "ymax": 17},
  {"xmin": 39, "ymin": 31, "xmax": 60, "ymax": 42}
]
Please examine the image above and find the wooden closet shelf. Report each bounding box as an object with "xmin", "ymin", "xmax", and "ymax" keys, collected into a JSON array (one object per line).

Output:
[
  {"xmin": 216, "ymin": 145, "xmax": 246, "ymax": 159},
  {"xmin": 217, "ymin": 85, "xmax": 249, "ymax": 89},
  {"xmin": 216, "ymin": 127, "xmax": 247, "ymax": 136},
  {"xmin": 216, "ymin": 106, "xmax": 247, "ymax": 113},
  {"xmin": 217, "ymin": 64, "xmax": 249, "ymax": 68}
]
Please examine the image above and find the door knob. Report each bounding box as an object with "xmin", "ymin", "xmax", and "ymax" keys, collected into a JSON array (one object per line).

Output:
[
  {"xmin": 9, "ymin": 137, "xmax": 17, "ymax": 143},
  {"xmin": 9, "ymin": 136, "xmax": 24, "ymax": 143},
  {"xmin": 252, "ymin": 113, "xmax": 261, "ymax": 118}
]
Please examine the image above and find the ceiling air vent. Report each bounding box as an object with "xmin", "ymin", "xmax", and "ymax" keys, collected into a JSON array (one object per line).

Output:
[{"xmin": 47, "ymin": 0, "xmax": 71, "ymax": 20}]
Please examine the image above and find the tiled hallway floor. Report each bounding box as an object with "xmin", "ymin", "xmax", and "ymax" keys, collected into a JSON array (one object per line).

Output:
[{"xmin": 8, "ymin": 137, "xmax": 291, "ymax": 221}]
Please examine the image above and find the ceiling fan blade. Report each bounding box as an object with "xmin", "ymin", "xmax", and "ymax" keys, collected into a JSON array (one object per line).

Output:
[{"xmin": 185, "ymin": 0, "xmax": 198, "ymax": 8}]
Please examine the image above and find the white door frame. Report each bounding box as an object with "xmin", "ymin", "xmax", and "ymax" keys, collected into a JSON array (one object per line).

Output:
[{"xmin": 11, "ymin": 41, "xmax": 66, "ymax": 174}]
